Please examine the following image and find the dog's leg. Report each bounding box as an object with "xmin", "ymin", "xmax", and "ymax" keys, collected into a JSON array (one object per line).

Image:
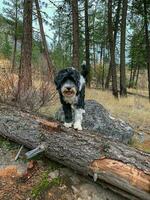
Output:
[
  {"xmin": 73, "ymin": 86, "xmax": 85, "ymax": 131},
  {"xmin": 73, "ymin": 108, "xmax": 85, "ymax": 130},
  {"xmin": 63, "ymin": 103, "xmax": 73, "ymax": 128}
]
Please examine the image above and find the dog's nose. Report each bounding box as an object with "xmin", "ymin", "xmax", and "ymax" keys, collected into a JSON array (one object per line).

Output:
[{"xmin": 66, "ymin": 87, "xmax": 71, "ymax": 90}]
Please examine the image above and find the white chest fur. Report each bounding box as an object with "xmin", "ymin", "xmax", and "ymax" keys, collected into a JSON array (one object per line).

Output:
[{"xmin": 64, "ymin": 95, "xmax": 77, "ymax": 105}]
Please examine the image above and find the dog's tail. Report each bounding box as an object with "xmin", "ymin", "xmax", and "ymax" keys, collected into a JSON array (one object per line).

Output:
[{"xmin": 81, "ymin": 61, "xmax": 89, "ymax": 79}]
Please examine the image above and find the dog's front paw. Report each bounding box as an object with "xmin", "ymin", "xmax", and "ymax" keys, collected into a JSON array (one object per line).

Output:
[
  {"xmin": 73, "ymin": 122, "xmax": 82, "ymax": 131},
  {"xmin": 64, "ymin": 122, "xmax": 73, "ymax": 128}
]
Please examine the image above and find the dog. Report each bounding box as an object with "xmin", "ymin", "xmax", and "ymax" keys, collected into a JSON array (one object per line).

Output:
[{"xmin": 54, "ymin": 62, "xmax": 88, "ymax": 130}]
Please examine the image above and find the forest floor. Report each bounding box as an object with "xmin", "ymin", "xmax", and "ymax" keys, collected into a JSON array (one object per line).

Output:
[{"xmin": 0, "ymin": 88, "xmax": 150, "ymax": 200}]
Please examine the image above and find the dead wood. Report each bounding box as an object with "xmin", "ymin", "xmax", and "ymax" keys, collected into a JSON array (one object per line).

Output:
[{"xmin": 0, "ymin": 103, "xmax": 149, "ymax": 200}]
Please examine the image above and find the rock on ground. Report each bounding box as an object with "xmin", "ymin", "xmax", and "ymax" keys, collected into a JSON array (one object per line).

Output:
[{"xmin": 55, "ymin": 100, "xmax": 134, "ymax": 144}]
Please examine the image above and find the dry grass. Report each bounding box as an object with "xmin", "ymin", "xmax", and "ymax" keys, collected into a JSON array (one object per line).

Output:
[
  {"xmin": 86, "ymin": 88, "xmax": 150, "ymax": 152},
  {"xmin": 86, "ymin": 88, "xmax": 150, "ymax": 131}
]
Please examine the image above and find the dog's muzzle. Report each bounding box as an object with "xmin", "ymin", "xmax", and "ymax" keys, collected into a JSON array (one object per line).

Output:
[{"xmin": 62, "ymin": 87, "xmax": 76, "ymax": 97}]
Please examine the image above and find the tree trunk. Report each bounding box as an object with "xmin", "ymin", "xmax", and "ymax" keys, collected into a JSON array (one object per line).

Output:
[
  {"xmin": 35, "ymin": 0, "xmax": 54, "ymax": 80},
  {"xmin": 102, "ymin": 48, "xmax": 105, "ymax": 89},
  {"xmin": 0, "ymin": 103, "xmax": 149, "ymax": 200},
  {"xmin": 132, "ymin": 65, "xmax": 137, "ymax": 88},
  {"xmin": 143, "ymin": 0, "xmax": 150, "ymax": 102},
  {"xmin": 120, "ymin": 0, "xmax": 128, "ymax": 97},
  {"xmin": 135, "ymin": 65, "xmax": 140, "ymax": 88},
  {"xmin": 72, "ymin": 0, "xmax": 79, "ymax": 69},
  {"xmin": 108, "ymin": 0, "xmax": 118, "ymax": 98},
  {"xmin": 105, "ymin": 62, "xmax": 111, "ymax": 89},
  {"xmin": 11, "ymin": 0, "xmax": 18, "ymax": 73},
  {"xmin": 105, "ymin": 0, "xmax": 121, "ymax": 89},
  {"xmin": 114, "ymin": 0, "xmax": 122, "ymax": 46},
  {"xmin": 128, "ymin": 63, "xmax": 133, "ymax": 88},
  {"xmin": 93, "ymin": 43, "xmax": 96, "ymax": 72},
  {"xmin": 85, "ymin": 0, "xmax": 90, "ymax": 87},
  {"xmin": 100, "ymin": 45, "xmax": 103, "ymax": 65},
  {"xmin": 17, "ymin": 0, "xmax": 32, "ymax": 100}
]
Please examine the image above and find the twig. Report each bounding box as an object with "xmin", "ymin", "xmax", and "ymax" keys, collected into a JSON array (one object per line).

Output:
[{"xmin": 15, "ymin": 145, "xmax": 24, "ymax": 161}]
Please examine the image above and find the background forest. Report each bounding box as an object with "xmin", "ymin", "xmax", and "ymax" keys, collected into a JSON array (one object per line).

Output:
[
  {"xmin": 0, "ymin": 0, "xmax": 150, "ymax": 113},
  {"xmin": 0, "ymin": 0, "xmax": 150, "ymax": 98}
]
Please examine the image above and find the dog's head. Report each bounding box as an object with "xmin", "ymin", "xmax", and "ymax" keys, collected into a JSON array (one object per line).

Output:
[
  {"xmin": 60, "ymin": 79, "xmax": 77, "ymax": 98},
  {"xmin": 54, "ymin": 68, "xmax": 81, "ymax": 98}
]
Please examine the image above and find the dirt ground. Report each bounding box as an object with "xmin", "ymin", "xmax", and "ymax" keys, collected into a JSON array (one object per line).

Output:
[{"xmin": 0, "ymin": 137, "xmax": 129, "ymax": 200}]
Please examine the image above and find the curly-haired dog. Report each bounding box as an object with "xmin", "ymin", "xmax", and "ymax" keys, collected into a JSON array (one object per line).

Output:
[{"xmin": 54, "ymin": 63, "xmax": 88, "ymax": 130}]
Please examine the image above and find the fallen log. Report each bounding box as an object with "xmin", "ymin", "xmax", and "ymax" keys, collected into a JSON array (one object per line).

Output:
[{"xmin": 0, "ymin": 103, "xmax": 149, "ymax": 200}]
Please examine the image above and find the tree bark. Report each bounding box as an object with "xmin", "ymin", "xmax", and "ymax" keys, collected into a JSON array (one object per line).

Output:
[
  {"xmin": 128, "ymin": 63, "xmax": 133, "ymax": 88},
  {"xmin": 0, "ymin": 103, "xmax": 149, "ymax": 200},
  {"xmin": 108, "ymin": 0, "xmax": 118, "ymax": 98},
  {"xmin": 102, "ymin": 48, "xmax": 105, "ymax": 89},
  {"xmin": 143, "ymin": 0, "xmax": 150, "ymax": 102},
  {"xmin": 135, "ymin": 65, "xmax": 140, "ymax": 88},
  {"xmin": 11, "ymin": 0, "xmax": 18, "ymax": 73},
  {"xmin": 132, "ymin": 65, "xmax": 137, "ymax": 88},
  {"xmin": 105, "ymin": 62, "xmax": 111, "ymax": 89},
  {"xmin": 105, "ymin": 0, "xmax": 121, "ymax": 89},
  {"xmin": 120, "ymin": 0, "xmax": 128, "ymax": 97},
  {"xmin": 17, "ymin": 0, "xmax": 32, "ymax": 100},
  {"xmin": 34, "ymin": 0, "xmax": 54, "ymax": 80},
  {"xmin": 72, "ymin": 0, "xmax": 79, "ymax": 69},
  {"xmin": 85, "ymin": 0, "xmax": 90, "ymax": 87}
]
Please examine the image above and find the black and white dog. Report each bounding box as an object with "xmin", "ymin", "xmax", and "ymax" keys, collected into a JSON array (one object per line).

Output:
[{"xmin": 54, "ymin": 62, "xmax": 88, "ymax": 130}]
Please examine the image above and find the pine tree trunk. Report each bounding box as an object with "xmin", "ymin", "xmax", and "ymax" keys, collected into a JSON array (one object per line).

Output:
[
  {"xmin": 72, "ymin": 0, "xmax": 79, "ymax": 69},
  {"xmin": 85, "ymin": 0, "xmax": 90, "ymax": 87},
  {"xmin": 11, "ymin": 0, "xmax": 18, "ymax": 73},
  {"xmin": 35, "ymin": 0, "xmax": 54, "ymax": 80},
  {"xmin": 12, "ymin": 36, "xmax": 17, "ymax": 73},
  {"xmin": 132, "ymin": 65, "xmax": 137, "ymax": 88},
  {"xmin": 143, "ymin": 0, "xmax": 150, "ymax": 102},
  {"xmin": 105, "ymin": 0, "xmax": 121, "ymax": 89},
  {"xmin": 102, "ymin": 48, "xmax": 105, "ymax": 89},
  {"xmin": 128, "ymin": 64, "xmax": 133, "ymax": 88},
  {"xmin": 114, "ymin": 0, "xmax": 121, "ymax": 46},
  {"xmin": 92, "ymin": 15, "xmax": 96, "ymax": 72},
  {"xmin": 135, "ymin": 65, "xmax": 140, "ymax": 88},
  {"xmin": 120, "ymin": 0, "xmax": 128, "ymax": 97},
  {"xmin": 105, "ymin": 62, "xmax": 111, "ymax": 89},
  {"xmin": 18, "ymin": 0, "xmax": 32, "ymax": 100},
  {"xmin": 108, "ymin": 0, "xmax": 118, "ymax": 98}
]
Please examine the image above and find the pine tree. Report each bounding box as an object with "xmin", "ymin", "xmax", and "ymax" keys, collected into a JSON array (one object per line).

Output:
[
  {"xmin": 72, "ymin": 0, "xmax": 79, "ymax": 69},
  {"xmin": 120, "ymin": 0, "xmax": 128, "ymax": 97},
  {"xmin": 18, "ymin": 0, "xmax": 32, "ymax": 100}
]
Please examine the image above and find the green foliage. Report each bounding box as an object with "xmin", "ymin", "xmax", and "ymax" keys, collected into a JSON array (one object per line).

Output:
[
  {"xmin": 129, "ymin": 30, "xmax": 146, "ymax": 69},
  {"xmin": 51, "ymin": 44, "xmax": 71, "ymax": 70},
  {"xmin": 32, "ymin": 40, "xmax": 42, "ymax": 63},
  {"xmin": 0, "ymin": 34, "xmax": 12, "ymax": 58},
  {"xmin": 51, "ymin": 3, "xmax": 73, "ymax": 69}
]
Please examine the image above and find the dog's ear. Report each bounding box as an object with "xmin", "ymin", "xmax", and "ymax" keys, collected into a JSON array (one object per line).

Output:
[
  {"xmin": 54, "ymin": 69, "xmax": 67, "ymax": 90},
  {"xmin": 54, "ymin": 73, "xmax": 62, "ymax": 90}
]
